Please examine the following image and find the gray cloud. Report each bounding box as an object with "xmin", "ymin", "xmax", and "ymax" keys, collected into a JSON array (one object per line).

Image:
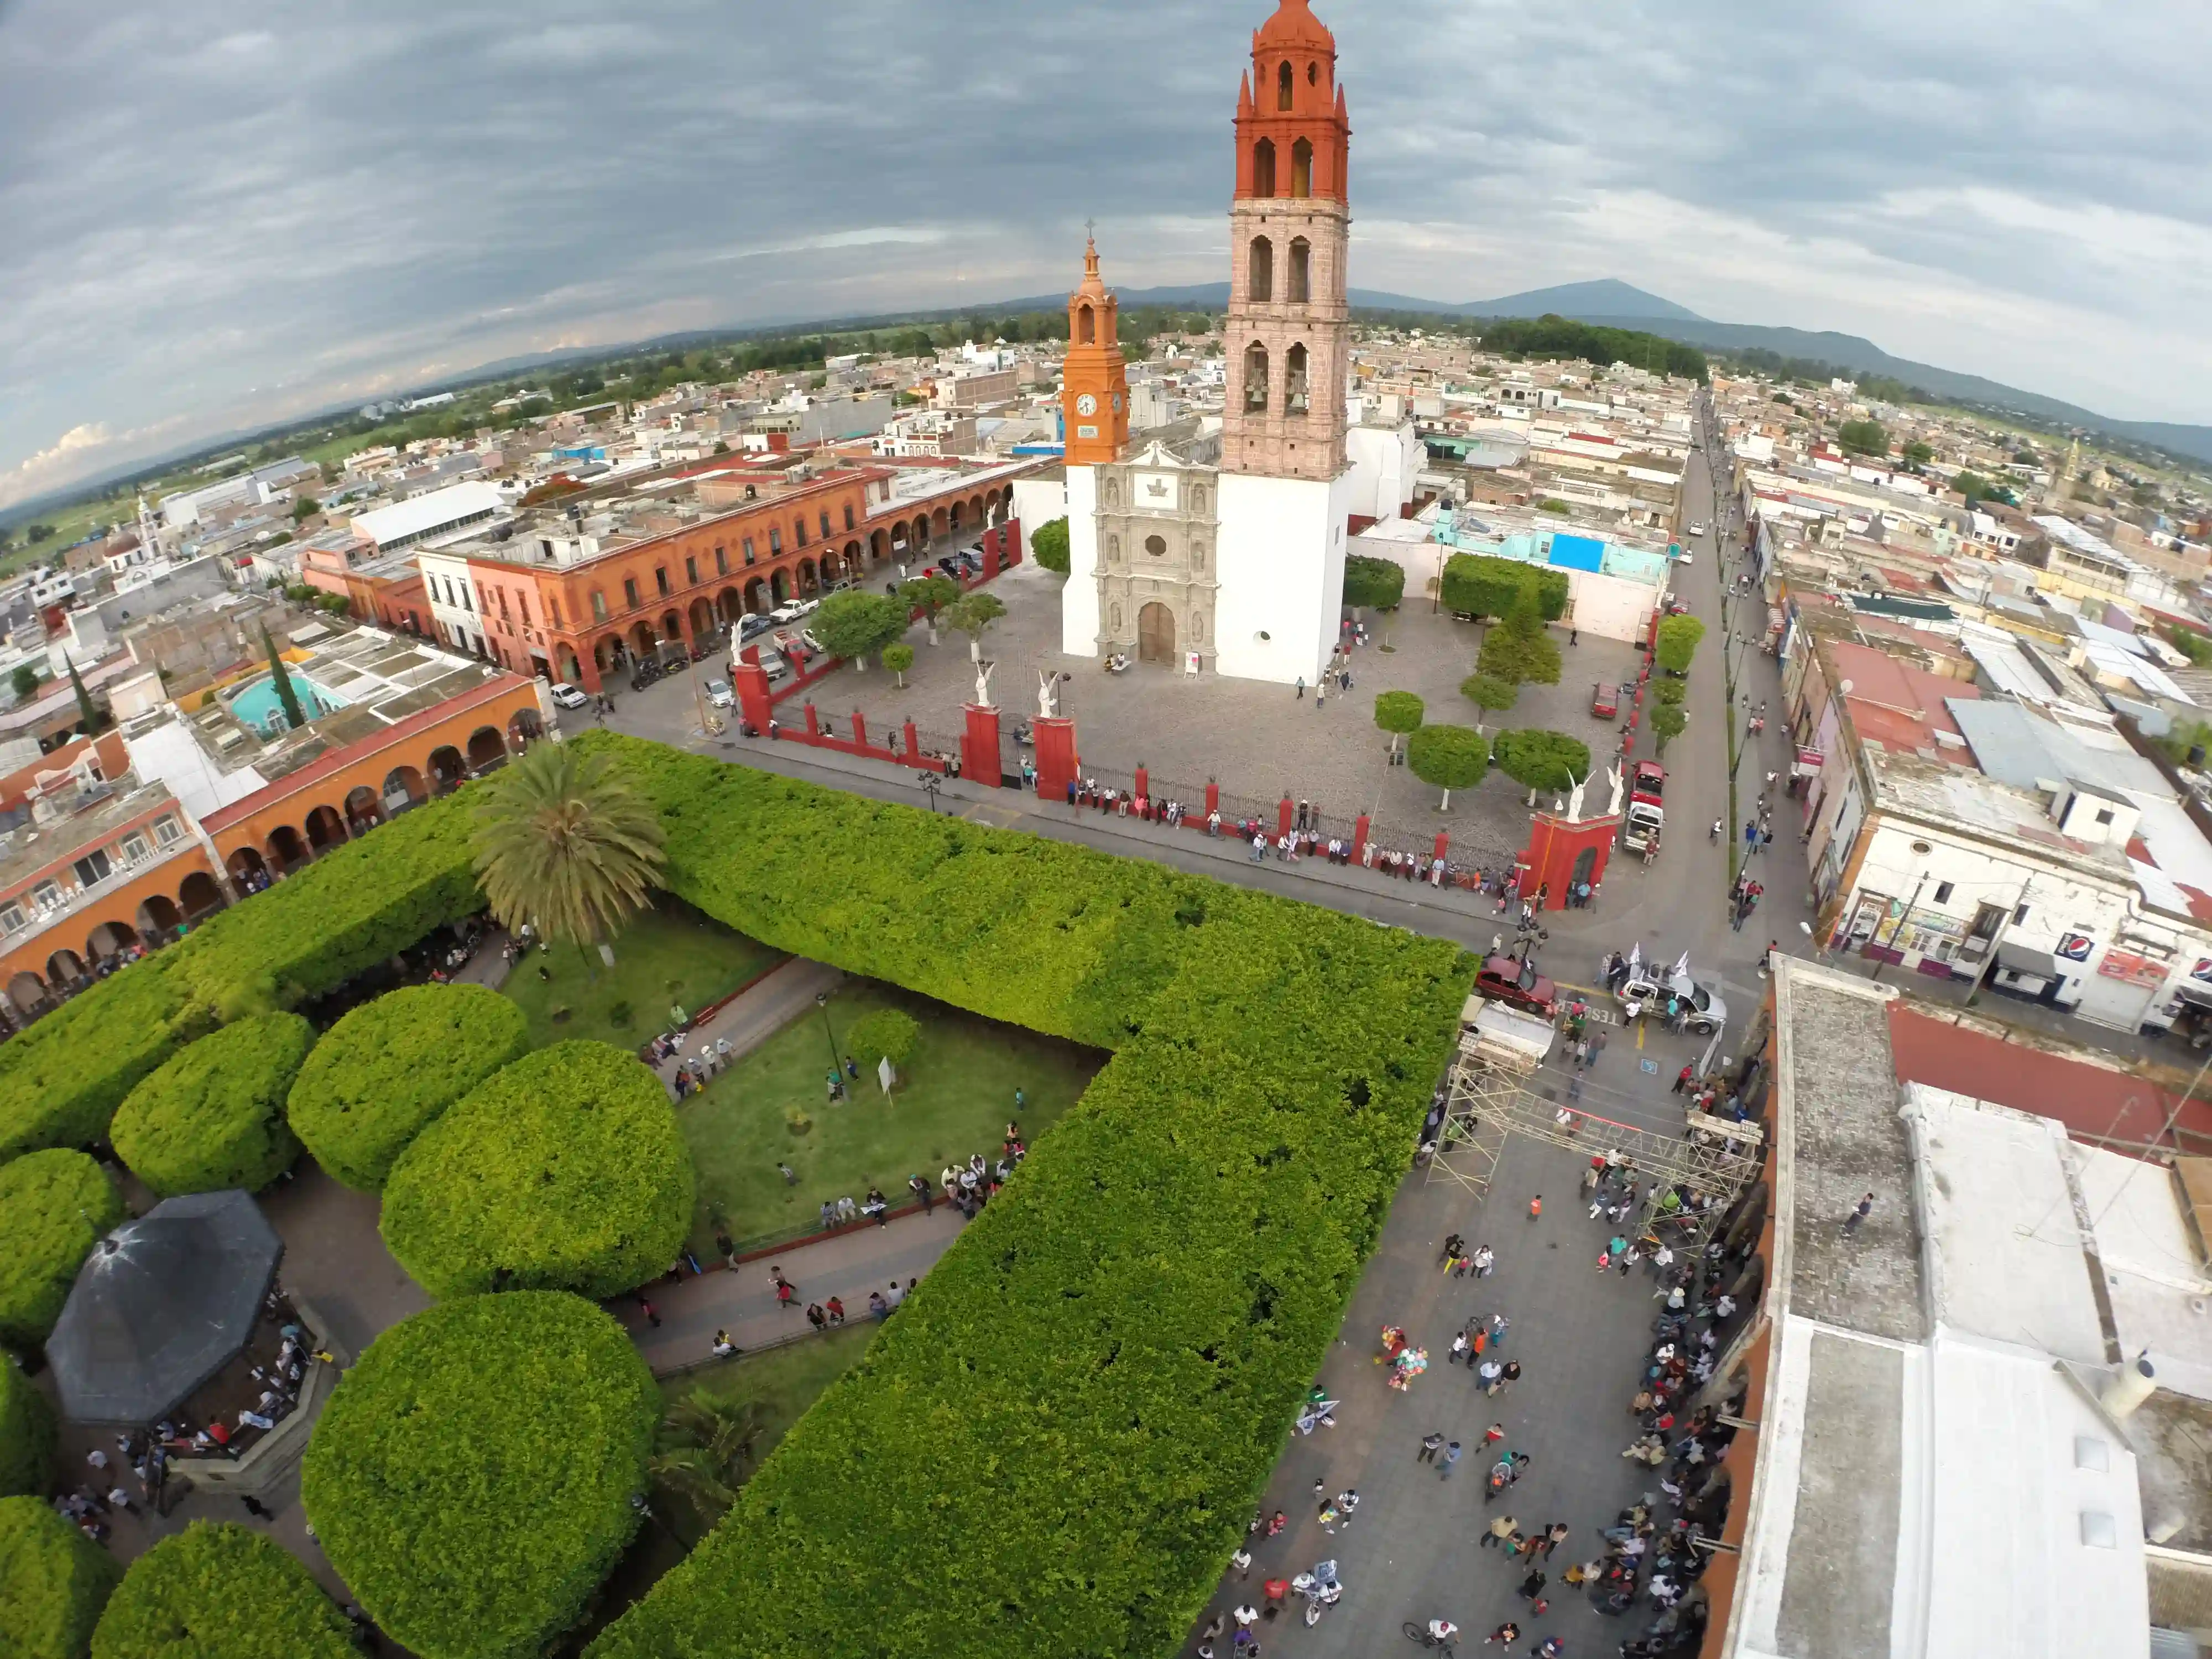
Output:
[{"xmin": 2, "ymin": 0, "xmax": 2208, "ymax": 508}]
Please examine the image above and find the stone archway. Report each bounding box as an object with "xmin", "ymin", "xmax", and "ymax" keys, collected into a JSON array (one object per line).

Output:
[
  {"xmin": 842, "ymin": 539, "xmax": 862, "ymax": 577},
  {"xmin": 659, "ymin": 609, "xmax": 684, "ymax": 648},
  {"xmin": 871, "ymin": 528, "xmax": 890, "ymax": 565},
  {"xmin": 304, "ymin": 804, "xmax": 349, "ymax": 855},
  {"xmin": 797, "ymin": 560, "xmax": 818, "ymax": 596},
  {"xmin": 465, "ymin": 726, "xmax": 508, "ymax": 774},
  {"xmin": 770, "ymin": 569, "xmax": 791, "ymax": 604},
  {"xmin": 226, "ymin": 847, "xmax": 270, "ymax": 893},
  {"xmin": 137, "ymin": 893, "xmax": 185, "ymax": 938},
  {"xmin": 87, "ymin": 920, "xmax": 139, "ymax": 965},
  {"xmin": 508, "ymin": 708, "xmax": 545, "ymax": 748},
  {"xmin": 383, "ymin": 766, "xmax": 427, "ymax": 815},
  {"xmin": 46, "ymin": 948, "xmax": 87, "ymax": 989},
  {"xmin": 950, "ymin": 500, "xmax": 965, "ymax": 533},
  {"xmin": 716, "ymin": 588, "xmax": 744, "ymax": 625},
  {"xmin": 268, "ymin": 825, "xmax": 310, "ymax": 873},
  {"xmin": 428, "ymin": 747, "xmax": 466, "ymax": 795},
  {"xmin": 1138, "ymin": 602, "xmax": 1177, "ymax": 665},
  {"xmin": 688, "ymin": 597, "xmax": 716, "ymax": 640},
  {"xmin": 179, "ymin": 870, "xmax": 226, "ymax": 923},
  {"xmin": 743, "ymin": 577, "xmax": 768, "ymax": 614},
  {"xmin": 628, "ymin": 620, "xmax": 656, "ymax": 656},
  {"xmin": 7, "ymin": 970, "xmax": 47, "ymax": 1016},
  {"xmin": 343, "ymin": 784, "xmax": 385, "ymax": 836},
  {"xmin": 555, "ymin": 644, "xmax": 583, "ymax": 685},
  {"xmin": 593, "ymin": 635, "xmax": 627, "ymax": 679}
]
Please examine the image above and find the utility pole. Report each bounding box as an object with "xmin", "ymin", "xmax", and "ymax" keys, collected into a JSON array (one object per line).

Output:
[
  {"xmin": 1868, "ymin": 872, "xmax": 1931, "ymax": 984},
  {"xmin": 1961, "ymin": 875, "xmax": 2034, "ymax": 1006}
]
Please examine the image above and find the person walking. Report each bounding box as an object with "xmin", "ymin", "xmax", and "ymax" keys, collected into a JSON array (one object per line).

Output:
[
  {"xmin": 240, "ymin": 1495, "xmax": 274, "ymax": 1520},
  {"xmin": 1482, "ymin": 1513, "xmax": 1520, "ymax": 1550},
  {"xmin": 1844, "ymin": 1192, "xmax": 1874, "ymax": 1234},
  {"xmin": 1295, "ymin": 676, "xmax": 1305, "ymax": 700},
  {"xmin": 1527, "ymin": 1194, "xmax": 1542, "ymax": 1222},
  {"xmin": 1420, "ymin": 1431, "xmax": 1446, "ymax": 1463},
  {"xmin": 1439, "ymin": 1440, "xmax": 1463, "ymax": 1480}
]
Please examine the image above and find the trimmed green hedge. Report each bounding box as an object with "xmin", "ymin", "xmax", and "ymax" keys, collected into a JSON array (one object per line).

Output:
[
  {"xmin": 302, "ymin": 1292, "xmax": 655, "ymax": 1659},
  {"xmin": 91, "ymin": 1522, "xmax": 356, "ymax": 1659},
  {"xmin": 0, "ymin": 796, "xmax": 482, "ymax": 1168},
  {"xmin": 0, "ymin": 1352, "xmax": 56, "ymax": 1498},
  {"xmin": 574, "ymin": 735, "xmax": 1469, "ymax": 1659},
  {"xmin": 110, "ymin": 1014, "xmax": 315, "ymax": 1199},
  {"xmin": 288, "ymin": 984, "xmax": 529, "ymax": 1191},
  {"xmin": 0, "ymin": 1494, "xmax": 122, "ymax": 1659},
  {"xmin": 1492, "ymin": 728, "xmax": 1594, "ymax": 793},
  {"xmin": 380, "ymin": 1041, "xmax": 692, "ymax": 1300},
  {"xmin": 0, "ymin": 1150, "xmax": 124, "ymax": 1348},
  {"xmin": 845, "ymin": 1006, "xmax": 919, "ymax": 1072}
]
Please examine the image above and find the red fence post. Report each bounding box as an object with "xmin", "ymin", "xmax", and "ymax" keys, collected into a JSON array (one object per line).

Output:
[
  {"xmin": 1033, "ymin": 716, "xmax": 1079, "ymax": 801},
  {"xmin": 1205, "ymin": 780, "xmax": 1220, "ymax": 819},
  {"xmin": 902, "ymin": 720, "xmax": 922, "ymax": 767},
  {"xmin": 962, "ymin": 704, "xmax": 1003, "ymax": 786},
  {"xmin": 1278, "ymin": 796, "xmax": 1294, "ymax": 837},
  {"xmin": 1352, "ymin": 813, "xmax": 1370, "ymax": 862},
  {"xmin": 1433, "ymin": 830, "xmax": 1451, "ymax": 863},
  {"xmin": 1135, "ymin": 764, "xmax": 1150, "ymax": 801},
  {"xmin": 733, "ymin": 662, "xmax": 773, "ymax": 735},
  {"xmin": 849, "ymin": 710, "xmax": 868, "ymax": 750},
  {"xmin": 803, "ymin": 702, "xmax": 820, "ymax": 739}
]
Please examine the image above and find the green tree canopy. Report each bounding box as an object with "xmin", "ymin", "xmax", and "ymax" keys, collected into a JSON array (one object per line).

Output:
[
  {"xmin": 1491, "ymin": 729, "xmax": 1593, "ymax": 793},
  {"xmin": 1440, "ymin": 555, "xmax": 1568, "ymax": 623},
  {"xmin": 110, "ymin": 1014, "xmax": 314, "ymax": 1198},
  {"xmin": 942, "ymin": 591, "xmax": 1007, "ymax": 661},
  {"xmin": 11, "ymin": 665, "xmax": 40, "ymax": 701},
  {"xmin": 91, "ymin": 1522, "xmax": 356, "ymax": 1659},
  {"xmin": 64, "ymin": 655, "xmax": 102, "ymax": 735},
  {"xmin": 1031, "ymin": 518, "xmax": 1071, "ymax": 575},
  {"xmin": 469, "ymin": 741, "xmax": 665, "ymax": 951},
  {"xmin": 0, "ymin": 1494, "xmax": 122, "ymax": 1658},
  {"xmin": 883, "ymin": 641, "xmax": 915, "ymax": 687},
  {"xmin": 1901, "ymin": 440, "xmax": 1933, "ymax": 467},
  {"xmin": 1373, "ymin": 690, "xmax": 1423, "ymax": 756},
  {"xmin": 1837, "ymin": 419, "xmax": 1889, "ymax": 457},
  {"xmin": 1459, "ymin": 671, "xmax": 1519, "ymax": 728},
  {"xmin": 289, "ymin": 496, "xmax": 320, "ymax": 523},
  {"xmin": 1477, "ymin": 588, "xmax": 1562, "ymax": 686},
  {"xmin": 0, "ymin": 1353, "xmax": 55, "ymax": 1499},
  {"xmin": 0, "ymin": 1149, "xmax": 124, "ymax": 1349},
  {"xmin": 258, "ymin": 626, "xmax": 304, "ymax": 730},
  {"xmin": 1406, "ymin": 724, "xmax": 1490, "ymax": 808},
  {"xmin": 1952, "ymin": 471, "xmax": 2017, "ymax": 506},
  {"xmin": 898, "ymin": 573, "xmax": 961, "ymax": 632},
  {"xmin": 1650, "ymin": 701, "xmax": 1688, "ymax": 753},
  {"xmin": 847, "ymin": 1007, "xmax": 920, "ymax": 1073},
  {"xmin": 650, "ymin": 1391, "xmax": 767, "ymax": 1534},
  {"xmin": 1340, "ymin": 555, "xmax": 1405, "ymax": 610},
  {"xmin": 302, "ymin": 1293, "xmax": 656, "ymax": 1659},
  {"xmin": 1654, "ymin": 613, "xmax": 1707, "ymax": 675},
  {"xmin": 812, "ymin": 591, "xmax": 911, "ymax": 664}
]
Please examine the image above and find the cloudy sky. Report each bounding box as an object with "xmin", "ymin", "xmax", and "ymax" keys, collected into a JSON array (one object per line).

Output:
[{"xmin": 3, "ymin": 0, "xmax": 2209, "ymax": 512}]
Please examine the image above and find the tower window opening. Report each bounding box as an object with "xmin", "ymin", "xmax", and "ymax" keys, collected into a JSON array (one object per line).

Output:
[
  {"xmin": 1253, "ymin": 138, "xmax": 1276, "ymax": 197},
  {"xmin": 1288, "ymin": 238, "xmax": 1311, "ymax": 303},
  {"xmin": 1286, "ymin": 344, "xmax": 1310, "ymax": 415},
  {"xmin": 1291, "ymin": 138, "xmax": 1313, "ymax": 199},
  {"xmin": 1308, "ymin": 60, "xmax": 1319, "ymax": 86},
  {"xmin": 1277, "ymin": 60, "xmax": 1294, "ymax": 110},
  {"xmin": 1244, "ymin": 343, "xmax": 1270, "ymax": 413},
  {"xmin": 1249, "ymin": 237, "xmax": 1274, "ymax": 302},
  {"xmin": 1077, "ymin": 303, "xmax": 1095, "ymax": 346}
]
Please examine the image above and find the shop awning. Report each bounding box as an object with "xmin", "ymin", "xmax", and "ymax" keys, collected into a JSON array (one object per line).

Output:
[{"xmin": 1996, "ymin": 941, "xmax": 2063, "ymax": 979}]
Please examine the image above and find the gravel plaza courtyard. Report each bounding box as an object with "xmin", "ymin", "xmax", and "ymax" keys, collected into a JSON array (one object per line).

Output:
[{"xmin": 831, "ymin": 555, "xmax": 1649, "ymax": 864}]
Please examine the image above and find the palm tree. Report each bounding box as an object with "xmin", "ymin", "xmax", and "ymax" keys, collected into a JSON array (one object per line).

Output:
[
  {"xmin": 649, "ymin": 1391, "xmax": 765, "ymax": 1527},
  {"xmin": 468, "ymin": 742, "xmax": 665, "ymax": 952}
]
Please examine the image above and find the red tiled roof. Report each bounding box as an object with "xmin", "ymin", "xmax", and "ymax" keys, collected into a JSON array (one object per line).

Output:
[{"xmin": 1888, "ymin": 1004, "xmax": 2212, "ymax": 1155}]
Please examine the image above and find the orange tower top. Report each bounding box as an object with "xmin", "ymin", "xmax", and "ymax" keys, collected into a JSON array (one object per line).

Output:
[
  {"xmin": 1062, "ymin": 233, "xmax": 1129, "ymax": 466},
  {"xmin": 1234, "ymin": 0, "xmax": 1349, "ymax": 204}
]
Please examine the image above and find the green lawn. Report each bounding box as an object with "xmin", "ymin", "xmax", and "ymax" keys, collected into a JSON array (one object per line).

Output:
[
  {"xmin": 500, "ymin": 900, "xmax": 785, "ymax": 1052},
  {"xmin": 678, "ymin": 980, "xmax": 1103, "ymax": 1252},
  {"xmin": 571, "ymin": 1326, "xmax": 879, "ymax": 1650}
]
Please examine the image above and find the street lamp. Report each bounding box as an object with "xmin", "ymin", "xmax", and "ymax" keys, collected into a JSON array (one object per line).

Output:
[
  {"xmin": 815, "ymin": 990, "xmax": 842, "ymax": 1076},
  {"xmin": 920, "ymin": 773, "xmax": 943, "ymax": 815}
]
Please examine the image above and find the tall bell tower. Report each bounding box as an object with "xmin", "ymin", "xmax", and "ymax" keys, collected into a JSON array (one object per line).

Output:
[
  {"xmin": 1061, "ymin": 233, "xmax": 1130, "ymax": 467},
  {"xmin": 1222, "ymin": 0, "xmax": 1351, "ymax": 482}
]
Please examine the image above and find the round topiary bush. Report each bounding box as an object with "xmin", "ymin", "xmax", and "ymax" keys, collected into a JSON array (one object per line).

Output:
[
  {"xmin": 286, "ymin": 983, "xmax": 530, "ymax": 1191},
  {"xmin": 846, "ymin": 1006, "xmax": 920, "ymax": 1073},
  {"xmin": 91, "ymin": 1521, "xmax": 356, "ymax": 1659},
  {"xmin": 380, "ymin": 1040, "xmax": 693, "ymax": 1300},
  {"xmin": 0, "ymin": 1149, "xmax": 124, "ymax": 1349},
  {"xmin": 0, "ymin": 1353, "xmax": 55, "ymax": 1499},
  {"xmin": 109, "ymin": 1014, "xmax": 315, "ymax": 1198},
  {"xmin": 301, "ymin": 1292, "xmax": 655, "ymax": 1659},
  {"xmin": 0, "ymin": 1493, "xmax": 122, "ymax": 1659}
]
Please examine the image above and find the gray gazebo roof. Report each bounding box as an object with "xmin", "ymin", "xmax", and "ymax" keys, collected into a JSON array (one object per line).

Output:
[{"xmin": 45, "ymin": 1190, "xmax": 283, "ymax": 1427}]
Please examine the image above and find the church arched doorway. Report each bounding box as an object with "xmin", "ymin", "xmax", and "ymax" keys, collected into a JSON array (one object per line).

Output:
[{"xmin": 1137, "ymin": 602, "xmax": 1177, "ymax": 666}]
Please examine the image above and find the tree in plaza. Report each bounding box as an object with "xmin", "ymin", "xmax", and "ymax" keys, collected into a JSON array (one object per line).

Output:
[
  {"xmin": 899, "ymin": 574, "xmax": 961, "ymax": 644},
  {"xmin": 650, "ymin": 1390, "xmax": 767, "ymax": 1530},
  {"xmin": 1458, "ymin": 671, "xmax": 1517, "ymax": 733},
  {"xmin": 1441, "ymin": 555, "xmax": 1567, "ymax": 622},
  {"xmin": 469, "ymin": 740, "xmax": 665, "ymax": 958},
  {"xmin": 1653, "ymin": 613, "xmax": 1707, "ymax": 675},
  {"xmin": 1406, "ymin": 723, "xmax": 1490, "ymax": 810},
  {"xmin": 1477, "ymin": 588, "xmax": 1561, "ymax": 686},
  {"xmin": 1372, "ymin": 690, "xmax": 1423, "ymax": 760},
  {"xmin": 943, "ymin": 591, "xmax": 1008, "ymax": 664},
  {"xmin": 883, "ymin": 642, "xmax": 915, "ymax": 689},
  {"xmin": 847, "ymin": 1006, "xmax": 920, "ymax": 1079},
  {"xmin": 1031, "ymin": 517, "xmax": 1071, "ymax": 576},
  {"xmin": 1837, "ymin": 418, "xmax": 1888, "ymax": 457},
  {"xmin": 1491, "ymin": 728, "xmax": 1593, "ymax": 794},
  {"xmin": 1650, "ymin": 701, "xmax": 1688, "ymax": 754},
  {"xmin": 1340, "ymin": 554, "xmax": 1405, "ymax": 611},
  {"xmin": 260, "ymin": 624, "xmax": 305, "ymax": 729},
  {"xmin": 812, "ymin": 591, "xmax": 910, "ymax": 669},
  {"xmin": 1652, "ymin": 676, "xmax": 1686, "ymax": 706}
]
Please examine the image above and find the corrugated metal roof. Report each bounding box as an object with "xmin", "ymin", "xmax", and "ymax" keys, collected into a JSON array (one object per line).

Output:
[{"xmin": 1945, "ymin": 698, "xmax": 2167, "ymax": 797}]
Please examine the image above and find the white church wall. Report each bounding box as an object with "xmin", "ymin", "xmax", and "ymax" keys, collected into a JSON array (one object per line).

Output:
[
  {"xmin": 1060, "ymin": 465, "xmax": 1102, "ymax": 655},
  {"xmin": 1213, "ymin": 471, "xmax": 1351, "ymax": 685},
  {"xmin": 1344, "ymin": 420, "xmax": 1422, "ymax": 523},
  {"xmin": 1011, "ymin": 474, "xmax": 1068, "ymax": 561}
]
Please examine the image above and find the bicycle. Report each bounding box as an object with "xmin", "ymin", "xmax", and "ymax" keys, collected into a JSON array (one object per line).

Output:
[{"xmin": 1405, "ymin": 1620, "xmax": 1456, "ymax": 1656}]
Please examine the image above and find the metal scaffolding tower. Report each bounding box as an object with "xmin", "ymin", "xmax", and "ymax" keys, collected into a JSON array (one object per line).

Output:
[{"xmin": 1425, "ymin": 1033, "xmax": 1762, "ymax": 1250}]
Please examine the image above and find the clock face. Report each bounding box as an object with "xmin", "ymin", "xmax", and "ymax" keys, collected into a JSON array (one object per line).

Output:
[{"xmin": 1075, "ymin": 393, "xmax": 1098, "ymax": 416}]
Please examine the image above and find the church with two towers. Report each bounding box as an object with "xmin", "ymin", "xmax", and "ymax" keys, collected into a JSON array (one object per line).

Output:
[{"xmin": 1059, "ymin": 0, "xmax": 1375, "ymax": 686}]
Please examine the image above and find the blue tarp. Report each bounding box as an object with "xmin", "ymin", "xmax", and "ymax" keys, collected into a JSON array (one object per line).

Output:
[{"xmin": 1547, "ymin": 533, "xmax": 1605, "ymax": 572}]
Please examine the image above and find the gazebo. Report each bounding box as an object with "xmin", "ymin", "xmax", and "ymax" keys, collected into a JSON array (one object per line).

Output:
[{"xmin": 45, "ymin": 1190, "xmax": 284, "ymax": 1427}]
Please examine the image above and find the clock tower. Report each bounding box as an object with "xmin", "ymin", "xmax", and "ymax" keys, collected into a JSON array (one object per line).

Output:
[{"xmin": 1061, "ymin": 233, "xmax": 1129, "ymax": 466}]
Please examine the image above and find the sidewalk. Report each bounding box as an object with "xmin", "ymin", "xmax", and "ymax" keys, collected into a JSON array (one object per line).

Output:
[
  {"xmin": 652, "ymin": 956, "xmax": 841, "ymax": 1095},
  {"xmin": 613, "ymin": 1202, "xmax": 968, "ymax": 1377}
]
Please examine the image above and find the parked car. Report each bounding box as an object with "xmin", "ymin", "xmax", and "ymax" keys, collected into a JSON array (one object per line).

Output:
[
  {"xmin": 1688, "ymin": 521, "xmax": 1709, "ymax": 537},
  {"xmin": 738, "ymin": 612, "xmax": 776, "ymax": 641},
  {"xmin": 767, "ymin": 603, "xmax": 805, "ymax": 624},
  {"xmin": 774, "ymin": 628, "xmax": 823, "ymax": 656},
  {"xmin": 1591, "ymin": 682, "xmax": 1619, "ymax": 719},
  {"xmin": 706, "ymin": 679, "xmax": 735, "ymax": 709},
  {"xmin": 1615, "ymin": 969, "xmax": 1729, "ymax": 1036},
  {"xmin": 753, "ymin": 647, "xmax": 790, "ymax": 681},
  {"xmin": 790, "ymin": 597, "xmax": 821, "ymax": 618},
  {"xmin": 547, "ymin": 682, "xmax": 589, "ymax": 710},
  {"xmin": 1474, "ymin": 954, "xmax": 1558, "ymax": 1019}
]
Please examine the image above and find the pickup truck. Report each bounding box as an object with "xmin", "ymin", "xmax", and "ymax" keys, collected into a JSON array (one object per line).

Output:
[
  {"xmin": 1622, "ymin": 761, "xmax": 1665, "ymax": 853},
  {"xmin": 1616, "ymin": 969, "xmax": 1729, "ymax": 1036}
]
